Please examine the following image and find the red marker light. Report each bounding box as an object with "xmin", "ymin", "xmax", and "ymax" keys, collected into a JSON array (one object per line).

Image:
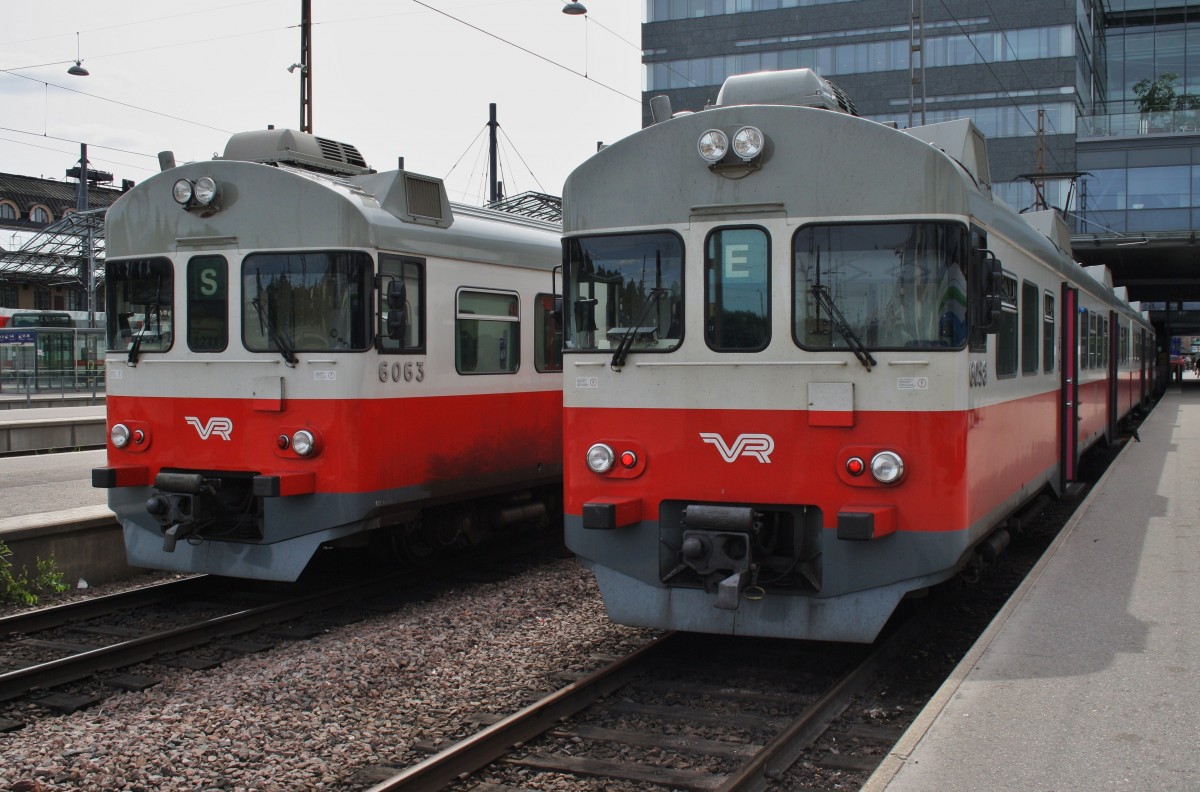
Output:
[
  {"xmin": 846, "ymin": 457, "xmax": 865, "ymax": 476},
  {"xmin": 620, "ymin": 450, "xmax": 638, "ymax": 468}
]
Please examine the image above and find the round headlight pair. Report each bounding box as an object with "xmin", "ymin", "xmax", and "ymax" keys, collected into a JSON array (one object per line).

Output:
[
  {"xmin": 697, "ymin": 126, "xmax": 764, "ymax": 164},
  {"xmin": 172, "ymin": 176, "xmax": 219, "ymax": 206}
]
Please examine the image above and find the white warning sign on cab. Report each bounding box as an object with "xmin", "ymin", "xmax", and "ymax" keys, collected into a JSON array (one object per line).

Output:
[
  {"xmin": 898, "ymin": 377, "xmax": 929, "ymax": 390},
  {"xmin": 575, "ymin": 377, "xmax": 599, "ymax": 389}
]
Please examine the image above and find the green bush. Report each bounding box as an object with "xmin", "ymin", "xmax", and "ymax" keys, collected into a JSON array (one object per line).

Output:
[{"xmin": 0, "ymin": 540, "xmax": 69, "ymax": 606}]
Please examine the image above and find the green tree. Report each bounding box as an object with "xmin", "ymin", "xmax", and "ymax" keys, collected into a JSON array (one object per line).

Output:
[{"xmin": 1132, "ymin": 72, "xmax": 1200, "ymax": 113}]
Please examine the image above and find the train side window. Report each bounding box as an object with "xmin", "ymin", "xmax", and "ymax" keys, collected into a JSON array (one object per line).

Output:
[
  {"xmin": 456, "ymin": 288, "xmax": 519, "ymax": 374},
  {"xmin": 187, "ymin": 256, "xmax": 228, "ymax": 353},
  {"xmin": 705, "ymin": 226, "xmax": 770, "ymax": 352},
  {"xmin": 1079, "ymin": 308, "xmax": 1089, "ymax": 370},
  {"xmin": 995, "ymin": 273, "xmax": 1018, "ymax": 378},
  {"xmin": 1021, "ymin": 280, "xmax": 1039, "ymax": 375},
  {"xmin": 968, "ymin": 227, "xmax": 989, "ymax": 353},
  {"xmin": 378, "ymin": 255, "xmax": 425, "ymax": 353},
  {"xmin": 534, "ymin": 293, "xmax": 563, "ymax": 372},
  {"xmin": 1043, "ymin": 292, "xmax": 1055, "ymax": 373},
  {"xmin": 1101, "ymin": 316, "xmax": 1109, "ymax": 368}
]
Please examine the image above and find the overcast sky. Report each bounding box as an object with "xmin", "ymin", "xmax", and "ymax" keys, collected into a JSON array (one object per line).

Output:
[{"xmin": 0, "ymin": 1, "xmax": 644, "ymax": 205}]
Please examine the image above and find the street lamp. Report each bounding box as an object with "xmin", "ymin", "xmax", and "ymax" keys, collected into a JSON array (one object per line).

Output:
[
  {"xmin": 67, "ymin": 32, "xmax": 89, "ymax": 76},
  {"xmin": 563, "ymin": 2, "xmax": 587, "ymax": 14}
]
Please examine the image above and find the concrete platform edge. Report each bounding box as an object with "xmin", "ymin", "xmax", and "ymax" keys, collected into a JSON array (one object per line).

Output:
[{"xmin": 860, "ymin": 431, "xmax": 1137, "ymax": 792}]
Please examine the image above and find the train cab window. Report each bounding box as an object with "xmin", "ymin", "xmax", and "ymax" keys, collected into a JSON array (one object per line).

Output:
[
  {"xmin": 793, "ymin": 221, "xmax": 967, "ymax": 352},
  {"xmin": 1080, "ymin": 309, "xmax": 1090, "ymax": 370},
  {"xmin": 1021, "ymin": 280, "xmax": 1039, "ymax": 375},
  {"xmin": 562, "ymin": 233, "xmax": 684, "ymax": 354},
  {"xmin": 705, "ymin": 227, "xmax": 769, "ymax": 351},
  {"xmin": 187, "ymin": 256, "xmax": 228, "ymax": 352},
  {"xmin": 1043, "ymin": 292, "xmax": 1055, "ymax": 373},
  {"xmin": 105, "ymin": 258, "xmax": 174, "ymax": 353},
  {"xmin": 995, "ymin": 273, "xmax": 1018, "ymax": 378},
  {"xmin": 378, "ymin": 255, "xmax": 425, "ymax": 353},
  {"xmin": 534, "ymin": 293, "xmax": 563, "ymax": 372},
  {"xmin": 456, "ymin": 289, "xmax": 519, "ymax": 374},
  {"xmin": 242, "ymin": 251, "xmax": 371, "ymax": 354}
]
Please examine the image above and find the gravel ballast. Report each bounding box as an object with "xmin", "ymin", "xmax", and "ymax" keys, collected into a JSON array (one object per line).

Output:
[{"xmin": 0, "ymin": 558, "xmax": 654, "ymax": 791}]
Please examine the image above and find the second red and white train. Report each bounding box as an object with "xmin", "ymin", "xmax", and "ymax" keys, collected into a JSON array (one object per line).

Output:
[{"xmin": 558, "ymin": 69, "xmax": 1155, "ymax": 643}]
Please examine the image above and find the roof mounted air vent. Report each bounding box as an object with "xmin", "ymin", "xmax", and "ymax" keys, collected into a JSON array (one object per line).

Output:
[
  {"xmin": 715, "ymin": 68, "xmax": 858, "ymax": 115},
  {"xmin": 221, "ymin": 128, "xmax": 372, "ymax": 175}
]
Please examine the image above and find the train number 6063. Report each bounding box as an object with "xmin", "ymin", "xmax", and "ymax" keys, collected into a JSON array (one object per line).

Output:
[{"xmin": 379, "ymin": 360, "xmax": 425, "ymax": 383}]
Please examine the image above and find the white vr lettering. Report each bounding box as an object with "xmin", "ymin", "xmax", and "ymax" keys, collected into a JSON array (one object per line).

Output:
[
  {"xmin": 185, "ymin": 416, "xmax": 233, "ymax": 441},
  {"xmin": 699, "ymin": 432, "xmax": 774, "ymax": 463}
]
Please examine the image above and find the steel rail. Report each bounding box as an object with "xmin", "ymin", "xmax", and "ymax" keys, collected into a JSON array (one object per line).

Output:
[
  {"xmin": 0, "ymin": 574, "xmax": 399, "ymax": 702},
  {"xmin": 366, "ymin": 631, "xmax": 680, "ymax": 792},
  {"xmin": 0, "ymin": 575, "xmax": 212, "ymax": 638},
  {"xmin": 715, "ymin": 613, "xmax": 927, "ymax": 792}
]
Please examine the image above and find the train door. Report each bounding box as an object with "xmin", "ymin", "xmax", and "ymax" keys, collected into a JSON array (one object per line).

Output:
[{"xmin": 1060, "ymin": 284, "xmax": 1079, "ymax": 491}]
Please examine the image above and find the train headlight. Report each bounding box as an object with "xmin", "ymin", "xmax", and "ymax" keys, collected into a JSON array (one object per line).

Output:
[
  {"xmin": 697, "ymin": 129, "xmax": 729, "ymax": 163},
  {"xmin": 291, "ymin": 430, "xmax": 316, "ymax": 457},
  {"xmin": 172, "ymin": 179, "xmax": 194, "ymax": 205},
  {"xmin": 110, "ymin": 423, "xmax": 131, "ymax": 449},
  {"xmin": 870, "ymin": 451, "xmax": 905, "ymax": 484},
  {"xmin": 193, "ymin": 176, "xmax": 219, "ymax": 206},
  {"xmin": 586, "ymin": 443, "xmax": 616, "ymax": 474},
  {"xmin": 732, "ymin": 126, "xmax": 764, "ymax": 160}
]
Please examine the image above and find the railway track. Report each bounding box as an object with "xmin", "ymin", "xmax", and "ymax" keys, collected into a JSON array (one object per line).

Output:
[
  {"xmin": 0, "ymin": 573, "xmax": 411, "ymax": 728},
  {"xmin": 360, "ymin": 615, "xmax": 925, "ymax": 792}
]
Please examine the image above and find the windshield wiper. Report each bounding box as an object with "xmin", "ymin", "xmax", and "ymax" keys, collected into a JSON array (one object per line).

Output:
[
  {"xmin": 610, "ymin": 287, "xmax": 667, "ymax": 371},
  {"xmin": 252, "ymin": 275, "xmax": 298, "ymax": 367},
  {"xmin": 810, "ymin": 284, "xmax": 876, "ymax": 371},
  {"xmin": 127, "ymin": 302, "xmax": 158, "ymax": 366}
]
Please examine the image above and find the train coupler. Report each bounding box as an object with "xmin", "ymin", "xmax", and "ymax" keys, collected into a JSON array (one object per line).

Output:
[
  {"xmin": 715, "ymin": 571, "xmax": 746, "ymax": 610},
  {"xmin": 161, "ymin": 523, "xmax": 198, "ymax": 553}
]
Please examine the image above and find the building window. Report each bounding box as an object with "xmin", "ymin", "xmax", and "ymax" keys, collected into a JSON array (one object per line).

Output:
[
  {"xmin": 0, "ymin": 284, "xmax": 17, "ymax": 307},
  {"xmin": 34, "ymin": 286, "xmax": 51, "ymax": 310},
  {"xmin": 30, "ymin": 205, "xmax": 52, "ymax": 224},
  {"xmin": 0, "ymin": 201, "xmax": 17, "ymax": 221}
]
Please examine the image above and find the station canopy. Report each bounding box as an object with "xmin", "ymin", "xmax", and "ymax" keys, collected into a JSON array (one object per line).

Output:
[{"xmin": 0, "ymin": 208, "xmax": 106, "ymax": 287}]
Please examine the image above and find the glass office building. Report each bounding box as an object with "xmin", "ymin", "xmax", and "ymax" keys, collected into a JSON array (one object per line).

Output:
[{"xmin": 641, "ymin": 1, "xmax": 1200, "ymax": 254}]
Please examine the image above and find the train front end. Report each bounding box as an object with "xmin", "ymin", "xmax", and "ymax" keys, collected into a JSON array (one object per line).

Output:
[
  {"xmin": 562, "ymin": 71, "xmax": 1011, "ymax": 642},
  {"xmin": 94, "ymin": 130, "xmax": 562, "ymax": 580}
]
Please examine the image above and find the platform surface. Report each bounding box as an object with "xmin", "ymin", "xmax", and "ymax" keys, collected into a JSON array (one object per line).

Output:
[
  {"xmin": 867, "ymin": 382, "xmax": 1200, "ymax": 791},
  {"xmin": 0, "ymin": 448, "xmax": 109, "ymax": 527}
]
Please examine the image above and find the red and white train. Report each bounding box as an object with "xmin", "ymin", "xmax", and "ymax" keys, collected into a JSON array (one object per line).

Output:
[
  {"xmin": 93, "ymin": 129, "xmax": 562, "ymax": 581},
  {"xmin": 559, "ymin": 70, "xmax": 1155, "ymax": 642}
]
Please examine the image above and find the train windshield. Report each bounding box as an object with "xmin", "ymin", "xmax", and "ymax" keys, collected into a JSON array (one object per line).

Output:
[
  {"xmin": 562, "ymin": 233, "xmax": 683, "ymax": 353},
  {"xmin": 105, "ymin": 258, "xmax": 174, "ymax": 353},
  {"xmin": 241, "ymin": 252, "xmax": 372, "ymax": 353},
  {"xmin": 794, "ymin": 222, "xmax": 968, "ymax": 351}
]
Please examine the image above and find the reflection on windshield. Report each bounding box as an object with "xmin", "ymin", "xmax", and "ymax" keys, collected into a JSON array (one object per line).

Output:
[
  {"xmin": 794, "ymin": 222, "xmax": 967, "ymax": 350},
  {"xmin": 106, "ymin": 258, "xmax": 173, "ymax": 353},
  {"xmin": 242, "ymin": 252, "xmax": 371, "ymax": 353},
  {"xmin": 563, "ymin": 233, "xmax": 683, "ymax": 353}
]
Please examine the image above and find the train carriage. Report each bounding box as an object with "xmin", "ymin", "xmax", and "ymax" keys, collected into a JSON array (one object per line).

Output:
[
  {"xmin": 559, "ymin": 70, "xmax": 1154, "ymax": 643},
  {"xmin": 94, "ymin": 129, "xmax": 563, "ymax": 581}
]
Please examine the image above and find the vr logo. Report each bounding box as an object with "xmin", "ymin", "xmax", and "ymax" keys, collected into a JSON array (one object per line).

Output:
[
  {"xmin": 699, "ymin": 432, "xmax": 774, "ymax": 463},
  {"xmin": 185, "ymin": 416, "xmax": 233, "ymax": 441}
]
